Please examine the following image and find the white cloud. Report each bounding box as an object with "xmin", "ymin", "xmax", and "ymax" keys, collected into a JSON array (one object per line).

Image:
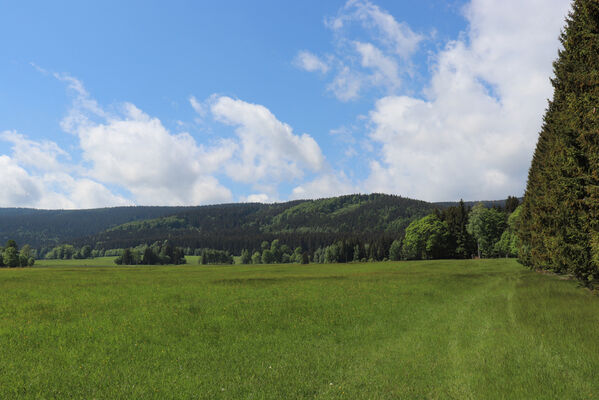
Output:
[
  {"xmin": 303, "ymin": 0, "xmax": 422, "ymax": 101},
  {"xmin": 328, "ymin": 0, "xmax": 423, "ymax": 59},
  {"xmin": 2, "ymin": 72, "xmax": 235, "ymax": 207},
  {"xmin": 0, "ymin": 144, "xmax": 131, "ymax": 209},
  {"xmin": 364, "ymin": 0, "xmax": 572, "ymax": 201},
  {"xmin": 242, "ymin": 193, "xmax": 271, "ymax": 203},
  {"xmin": 210, "ymin": 96, "xmax": 325, "ymax": 184},
  {"xmin": 54, "ymin": 72, "xmax": 107, "ymax": 134},
  {"xmin": 0, "ymin": 130, "xmax": 68, "ymax": 172},
  {"xmin": 294, "ymin": 51, "xmax": 330, "ymax": 73},
  {"xmin": 189, "ymin": 95, "xmax": 206, "ymax": 117},
  {"xmin": 291, "ymin": 172, "xmax": 357, "ymax": 200},
  {"xmin": 5, "ymin": 69, "xmax": 330, "ymax": 208},
  {"xmin": 72, "ymin": 101, "xmax": 233, "ymax": 206},
  {"xmin": 0, "ymin": 155, "xmax": 45, "ymax": 207},
  {"xmin": 327, "ymin": 66, "xmax": 363, "ymax": 101},
  {"xmin": 354, "ymin": 41, "xmax": 400, "ymax": 89}
]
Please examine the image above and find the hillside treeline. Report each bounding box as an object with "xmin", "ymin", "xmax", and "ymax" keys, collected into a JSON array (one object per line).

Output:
[
  {"xmin": 0, "ymin": 207, "xmax": 189, "ymax": 248},
  {"xmin": 78, "ymin": 194, "xmax": 434, "ymax": 254},
  {"xmin": 33, "ymin": 198, "xmax": 519, "ymax": 265},
  {"xmin": 2, "ymin": 194, "xmax": 511, "ymax": 255},
  {"xmin": 216, "ymin": 198, "xmax": 519, "ymax": 264}
]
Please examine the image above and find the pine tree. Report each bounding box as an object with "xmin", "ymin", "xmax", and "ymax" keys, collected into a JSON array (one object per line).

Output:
[{"xmin": 519, "ymin": 0, "xmax": 599, "ymax": 284}]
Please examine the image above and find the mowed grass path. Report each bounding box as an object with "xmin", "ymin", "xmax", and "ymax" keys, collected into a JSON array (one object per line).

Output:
[{"xmin": 1, "ymin": 259, "xmax": 598, "ymax": 399}]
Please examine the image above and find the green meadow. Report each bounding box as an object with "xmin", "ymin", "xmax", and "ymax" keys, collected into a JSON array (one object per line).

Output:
[{"xmin": 1, "ymin": 259, "xmax": 598, "ymax": 399}]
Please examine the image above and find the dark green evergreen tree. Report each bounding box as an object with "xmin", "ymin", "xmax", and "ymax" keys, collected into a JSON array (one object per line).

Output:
[
  {"xmin": 519, "ymin": 0, "xmax": 599, "ymax": 284},
  {"xmin": 504, "ymin": 196, "xmax": 520, "ymax": 214},
  {"xmin": 440, "ymin": 200, "xmax": 475, "ymax": 258}
]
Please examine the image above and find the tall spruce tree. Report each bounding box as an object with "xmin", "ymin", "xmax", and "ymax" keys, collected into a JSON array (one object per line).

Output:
[{"xmin": 519, "ymin": 0, "xmax": 599, "ymax": 284}]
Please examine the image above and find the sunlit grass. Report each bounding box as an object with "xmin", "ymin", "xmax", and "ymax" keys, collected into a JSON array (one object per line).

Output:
[{"xmin": 1, "ymin": 259, "xmax": 598, "ymax": 398}]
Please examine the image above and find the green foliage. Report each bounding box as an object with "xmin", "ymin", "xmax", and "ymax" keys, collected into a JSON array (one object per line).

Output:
[
  {"xmin": 197, "ymin": 248, "xmax": 232, "ymax": 265},
  {"xmin": 467, "ymin": 204, "xmax": 507, "ymax": 258},
  {"xmin": 45, "ymin": 244, "xmax": 76, "ymax": 260},
  {"xmin": 107, "ymin": 216, "xmax": 187, "ymax": 232},
  {"xmin": 2, "ymin": 247, "xmax": 19, "ymax": 268},
  {"xmin": 0, "ymin": 206, "xmax": 185, "ymax": 248},
  {"xmin": 401, "ymin": 214, "xmax": 450, "ymax": 260},
  {"xmin": 438, "ymin": 200, "xmax": 476, "ymax": 258},
  {"xmin": 389, "ymin": 239, "xmax": 402, "ymax": 261},
  {"xmin": 495, "ymin": 206, "xmax": 522, "ymax": 258},
  {"xmin": 240, "ymin": 249, "xmax": 252, "ymax": 264},
  {"xmin": 519, "ymin": 0, "xmax": 599, "ymax": 284},
  {"xmin": 115, "ymin": 241, "xmax": 186, "ymax": 265},
  {"xmin": 290, "ymin": 247, "xmax": 303, "ymax": 263},
  {"xmin": 0, "ymin": 240, "xmax": 35, "ymax": 267},
  {"xmin": 505, "ymin": 196, "xmax": 520, "ymax": 214},
  {"xmin": 261, "ymin": 249, "xmax": 276, "ymax": 264}
]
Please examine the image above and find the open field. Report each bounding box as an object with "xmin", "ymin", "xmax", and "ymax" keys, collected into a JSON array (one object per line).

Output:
[{"xmin": 1, "ymin": 259, "xmax": 599, "ymax": 399}]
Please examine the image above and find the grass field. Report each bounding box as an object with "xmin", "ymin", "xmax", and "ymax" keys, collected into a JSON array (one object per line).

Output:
[{"xmin": 1, "ymin": 259, "xmax": 598, "ymax": 399}]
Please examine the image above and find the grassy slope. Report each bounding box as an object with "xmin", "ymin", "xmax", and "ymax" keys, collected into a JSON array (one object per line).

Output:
[{"xmin": 1, "ymin": 259, "xmax": 598, "ymax": 399}]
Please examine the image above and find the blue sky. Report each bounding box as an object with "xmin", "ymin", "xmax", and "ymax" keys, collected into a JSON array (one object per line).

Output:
[{"xmin": 0, "ymin": 0, "xmax": 572, "ymax": 208}]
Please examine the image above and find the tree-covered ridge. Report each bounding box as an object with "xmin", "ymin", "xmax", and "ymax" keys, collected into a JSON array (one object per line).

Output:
[
  {"xmin": 0, "ymin": 206, "xmax": 192, "ymax": 248},
  {"xmin": 80, "ymin": 194, "xmax": 435, "ymax": 253},
  {"xmin": 105, "ymin": 216, "xmax": 188, "ymax": 232},
  {"xmin": 519, "ymin": 0, "xmax": 599, "ymax": 285},
  {"xmin": 1, "ymin": 194, "xmax": 515, "ymax": 259},
  {"xmin": 264, "ymin": 193, "xmax": 433, "ymax": 234}
]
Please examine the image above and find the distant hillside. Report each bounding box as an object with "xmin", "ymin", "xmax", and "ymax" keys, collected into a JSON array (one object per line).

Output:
[
  {"xmin": 1, "ymin": 194, "xmax": 514, "ymax": 252},
  {"xmin": 77, "ymin": 194, "xmax": 435, "ymax": 253},
  {"xmin": 0, "ymin": 207, "xmax": 191, "ymax": 248}
]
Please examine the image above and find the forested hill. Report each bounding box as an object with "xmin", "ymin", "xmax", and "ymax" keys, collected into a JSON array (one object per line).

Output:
[
  {"xmin": 80, "ymin": 194, "xmax": 435, "ymax": 253},
  {"xmin": 0, "ymin": 194, "xmax": 509, "ymax": 252},
  {"xmin": 0, "ymin": 206, "xmax": 191, "ymax": 248}
]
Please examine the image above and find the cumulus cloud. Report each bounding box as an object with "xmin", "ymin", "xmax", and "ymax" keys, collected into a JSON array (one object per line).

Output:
[
  {"xmin": 327, "ymin": 0, "xmax": 423, "ymax": 59},
  {"xmin": 301, "ymin": 0, "xmax": 422, "ymax": 101},
  {"xmin": 354, "ymin": 41, "xmax": 400, "ymax": 89},
  {"xmin": 242, "ymin": 193, "xmax": 272, "ymax": 203},
  {"xmin": 0, "ymin": 130, "xmax": 68, "ymax": 172},
  {"xmin": 0, "ymin": 155, "xmax": 45, "ymax": 207},
  {"xmin": 327, "ymin": 66, "xmax": 363, "ymax": 101},
  {"xmin": 1, "ymin": 73, "xmax": 235, "ymax": 207},
  {"xmin": 363, "ymin": 0, "xmax": 572, "ymax": 201},
  {"xmin": 0, "ymin": 137, "xmax": 131, "ymax": 209},
  {"xmin": 291, "ymin": 172, "xmax": 357, "ymax": 200},
  {"xmin": 210, "ymin": 96, "xmax": 325, "ymax": 184},
  {"xmin": 3, "ymin": 69, "xmax": 330, "ymax": 207},
  {"xmin": 69, "ymin": 99, "xmax": 234, "ymax": 205},
  {"xmin": 294, "ymin": 51, "xmax": 330, "ymax": 73}
]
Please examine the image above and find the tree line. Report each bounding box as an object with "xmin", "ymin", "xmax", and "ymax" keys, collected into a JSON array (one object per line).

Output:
[
  {"xmin": 518, "ymin": 0, "xmax": 599, "ymax": 287},
  {"xmin": 114, "ymin": 241, "xmax": 186, "ymax": 265},
  {"xmin": 196, "ymin": 198, "xmax": 519, "ymax": 265},
  {"xmin": 14, "ymin": 197, "xmax": 519, "ymax": 266},
  {"xmin": 0, "ymin": 240, "xmax": 35, "ymax": 267}
]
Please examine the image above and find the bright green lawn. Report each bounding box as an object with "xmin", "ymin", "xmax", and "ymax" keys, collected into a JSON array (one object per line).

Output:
[{"xmin": 1, "ymin": 259, "xmax": 598, "ymax": 399}]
